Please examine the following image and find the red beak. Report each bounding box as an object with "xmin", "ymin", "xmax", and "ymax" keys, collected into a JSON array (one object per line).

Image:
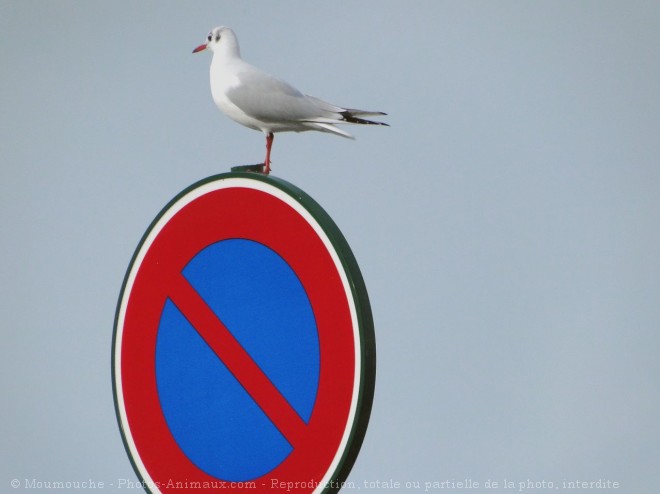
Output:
[{"xmin": 192, "ymin": 43, "xmax": 207, "ymax": 54}]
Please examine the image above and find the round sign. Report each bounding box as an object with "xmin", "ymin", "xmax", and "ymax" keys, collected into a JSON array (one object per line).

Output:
[{"xmin": 112, "ymin": 172, "xmax": 376, "ymax": 493}]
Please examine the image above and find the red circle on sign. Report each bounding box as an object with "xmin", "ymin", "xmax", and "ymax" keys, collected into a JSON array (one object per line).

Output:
[{"xmin": 113, "ymin": 175, "xmax": 375, "ymax": 493}]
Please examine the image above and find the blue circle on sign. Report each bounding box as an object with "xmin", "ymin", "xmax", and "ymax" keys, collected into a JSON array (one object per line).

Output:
[{"xmin": 155, "ymin": 239, "xmax": 320, "ymax": 481}]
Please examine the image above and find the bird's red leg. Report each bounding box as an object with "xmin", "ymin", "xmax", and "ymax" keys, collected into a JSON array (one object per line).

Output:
[{"xmin": 264, "ymin": 132, "xmax": 274, "ymax": 175}]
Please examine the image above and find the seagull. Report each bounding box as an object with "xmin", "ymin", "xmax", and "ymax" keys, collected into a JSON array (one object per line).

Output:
[{"xmin": 193, "ymin": 26, "xmax": 388, "ymax": 174}]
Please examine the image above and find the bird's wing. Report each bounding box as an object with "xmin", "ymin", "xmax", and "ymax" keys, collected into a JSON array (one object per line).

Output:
[
  {"xmin": 225, "ymin": 64, "xmax": 387, "ymax": 137},
  {"xmin": 226, "ymin": 68, "xmax": 327, "ymax": 123}
]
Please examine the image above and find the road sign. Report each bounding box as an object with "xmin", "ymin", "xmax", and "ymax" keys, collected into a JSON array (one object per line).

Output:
[{"xmin": 112, "ymin": 172, "xmax": 376, "ymax": 493}]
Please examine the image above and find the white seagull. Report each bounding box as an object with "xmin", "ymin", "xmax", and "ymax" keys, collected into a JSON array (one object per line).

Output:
[{"xmin": 193, "ymin": 26, "xmax": 388, "ymax": 174}]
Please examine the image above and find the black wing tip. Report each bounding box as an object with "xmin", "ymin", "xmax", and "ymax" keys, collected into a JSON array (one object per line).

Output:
[{"xmin": 341, "ymin": 111, "xmax": 389, "ymax": 126}]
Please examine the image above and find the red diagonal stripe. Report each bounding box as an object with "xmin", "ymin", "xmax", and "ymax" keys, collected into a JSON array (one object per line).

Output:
[{"xmin": 168, "ymin": 273, "xmax": 307, "ymax": 447}]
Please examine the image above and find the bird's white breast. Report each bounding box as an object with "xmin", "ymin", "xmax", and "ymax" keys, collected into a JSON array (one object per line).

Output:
[{"xmin": 210, "ymin": 58, "xmax": 265, "ymax": 132}]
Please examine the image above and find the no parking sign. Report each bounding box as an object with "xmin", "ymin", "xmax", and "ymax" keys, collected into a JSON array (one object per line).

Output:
[{"xmin": 112, "ymin": 172, "xmax": 376, "ymax": 493}]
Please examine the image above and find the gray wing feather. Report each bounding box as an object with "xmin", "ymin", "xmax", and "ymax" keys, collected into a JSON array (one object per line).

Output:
[{"xmin": 226, "ymin": 70, "xmax": 330, "ymax": 123}]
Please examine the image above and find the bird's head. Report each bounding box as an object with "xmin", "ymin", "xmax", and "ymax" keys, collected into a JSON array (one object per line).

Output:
[{"xmin": 192, "ymin": 26, "xmax": 240, "ymax": 57}]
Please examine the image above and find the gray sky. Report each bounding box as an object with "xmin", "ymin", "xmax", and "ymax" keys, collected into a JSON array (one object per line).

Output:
[{"xmin": 2, "ymin": 1, "xmax": 660, "ymax": 492}]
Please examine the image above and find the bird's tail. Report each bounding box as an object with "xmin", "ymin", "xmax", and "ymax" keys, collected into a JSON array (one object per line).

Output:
[
  {"xmin": 309, "ymin": 122, "xmax": 356, "ymax": 138},
  {"xmin": 306, "ymin": 95, "xmax": 389, "ymax": 126},
  {"xmin": 340, "ymin": 110, "xmax": 389, "ymax": 126},
  {"xmin": 302, "ymin": 95, "xmax": 388, "ymax": 138}
]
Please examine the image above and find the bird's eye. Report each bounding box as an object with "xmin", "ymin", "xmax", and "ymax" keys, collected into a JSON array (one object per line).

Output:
[{"xmin": 207, "ymin": 34, "xmax": 212, "ymax": 42}]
